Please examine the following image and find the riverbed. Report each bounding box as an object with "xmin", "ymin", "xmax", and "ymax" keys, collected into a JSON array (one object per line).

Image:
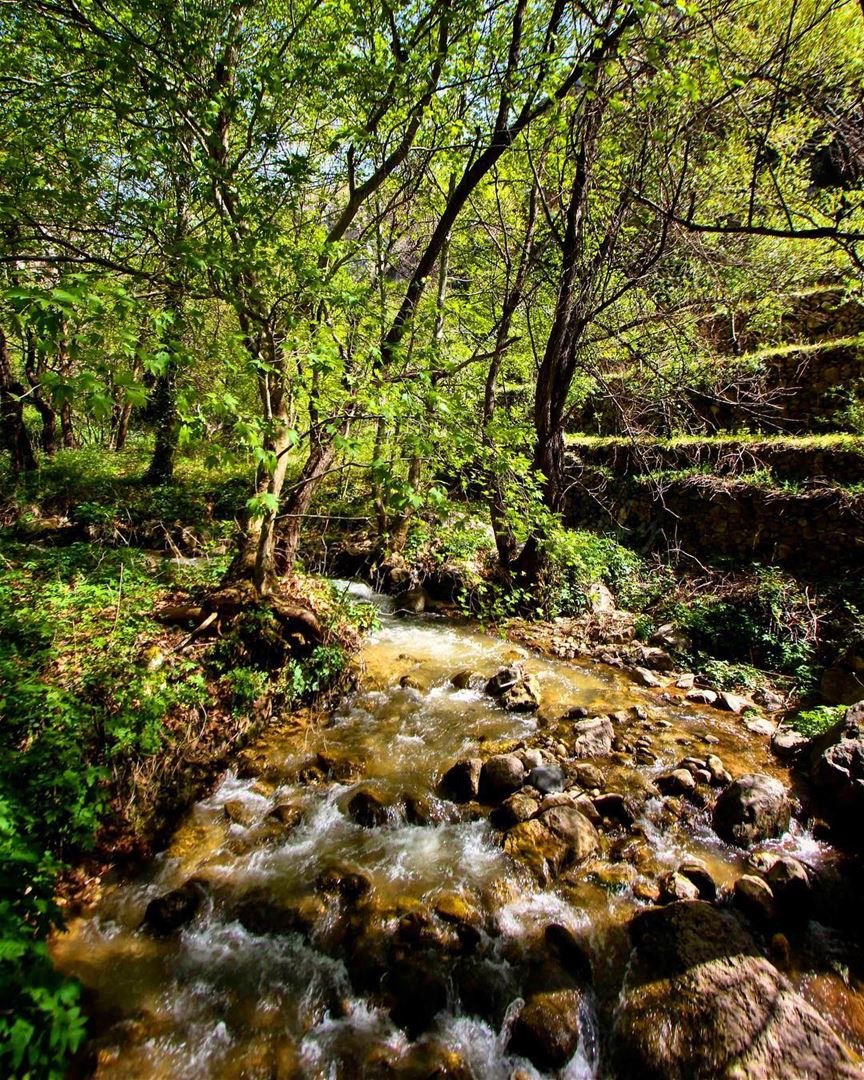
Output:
[{"xmin": 52, "ymin": 582, "xmax": 864, "ymax": 1077}]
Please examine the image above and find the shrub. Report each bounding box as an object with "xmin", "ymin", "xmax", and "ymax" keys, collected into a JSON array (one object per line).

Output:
[{"xmin": 790, "ymin": 704, "xmax": 847, "ymax": 738}]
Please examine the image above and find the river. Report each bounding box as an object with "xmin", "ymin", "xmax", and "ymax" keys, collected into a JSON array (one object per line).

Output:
[{"xmin": 52, "ymin": 582, "xmax": 863, "ymax": 1077}]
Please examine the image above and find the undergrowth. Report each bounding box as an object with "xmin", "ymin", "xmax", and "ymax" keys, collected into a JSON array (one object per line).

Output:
[{"xmin": 0, "ymin": 536, "xmax": 369, "ymax": 1077}]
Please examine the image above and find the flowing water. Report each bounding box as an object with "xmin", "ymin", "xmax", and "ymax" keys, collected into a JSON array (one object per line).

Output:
[{"xmin": 53, "ymin": 583, "xmax": 864, "ymax": 1077}]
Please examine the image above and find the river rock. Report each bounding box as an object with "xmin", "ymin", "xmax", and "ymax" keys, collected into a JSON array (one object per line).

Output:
[
  {"xmin": 571, "ymin": 716, "xmax": 614, "ymax": 757},
  {"xmin": 631, "ymin": 666, "xmax": 663, "ymax": 687},
  {"xmin": 573, "ymin": 763, "xmax": 605, "ymax": 789},
  {"xmin": 686, "ymin": 688, "xmax": 718, "ymax": 706},
  {"xmin": 268, "ymin": 799, "xmax": 304, "ymax": 829},
  {"xmin": 745, "ymin": 717, "xmax": 776, "ymax": 737},
  {"xmin": 433, "ymin": 890, "xmax": 482, "ymax": 930},
  {"xmin": 143, "ymin": 880, "xmax": 205, "ymax": 935},
  {"xmin": 613, "ymin": 900, "xmax": 861, "ymax": 1079},
  {"xmin": 450, "ymin": 669, "xmax": 475, "ymax": 690},
  {"xmin": 659, "ymin": 870, "xmax": 701, "ymax": 903},
  {"xmin": 480, "ymin": 754, "xmax": 526, "ymax": 801},
  {"xmin": 393, "ymin": 587, "xmax": 428, "ymax": 614},
  {"xmin": 656, "ymin": 769, "xmax": 697, "ymax": 797},
  {"xmin": 593, "ymin": 791, "xmax": 632, "ymax": 826},
  {"xmin": 440, "ymin": 758, "xmax": 482, "ymax": 802},
  {"xmin": 224, "ymin": 798, "xmax": 260, "ymax": 827},
  {"xmin": 705, "ymin": 753, "xmax": 732, "ymax": 786},
  {"xmin": 527, "ymin": 764, "xmax": 565, "ymax": 793},
  {"xmin": 734, "ymin": 875, "xmax": 776, "ymax": 922},
  {"xmin": 508, "ymin": 989, "xmax": 583, "ymax": 1070},
  {"xmin": 386, "ymin": 959, "xmax": 448, "ymax": 1037},
  {"xmin": 677, "ymin": 859, "xmax": 717, "ymax": 901},
  {"xmin": 490, "ymin": 791, "xmax": 540, "ymax": 829},
  {"xmin": 347, "ymin": 787, "xmax": 391, "ymax": 828},
  {"xmin": 810, "ymin": 701, "xmax": 864, "ymax": 845},
  {"xmin": 713, "ymin": 774, "xmax": 791, "ymax": 847},
  {"xmin": 771, "ymin": 726, "xmax": 810, "ymax": 761},
  {"xmin": 519, "ymin": 749, "xmax": 545, "ymax": 771},
  {"xmin": 504, "ymin": 807, "xmax": 598, "ymax": 883},
  {"xmin": 502, "ymin": 675, "xmax": 541, "ymax": 712},
  {"xmin": 767, "ymin": 856, "xmax": 811, "ymax": 920},
  {"xmin": 485, "ymin": 664, "xmax": 523, "ymax": 696},
  {"xmin": 717, "ymin": 691, "xmax": 750, "ymax": 714}
]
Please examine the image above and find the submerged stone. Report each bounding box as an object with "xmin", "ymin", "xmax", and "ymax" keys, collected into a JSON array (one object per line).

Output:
[
  {"xmin": 713, "ymin": 773, "xmax": 791, "ymax": 847},
  {"xmin": 143, "ymin": 880, "xmax": 205, "ymax": 936},
  {"xmin": 509, "ymin": 989, "xmax": 583, "ymax": 1070}
]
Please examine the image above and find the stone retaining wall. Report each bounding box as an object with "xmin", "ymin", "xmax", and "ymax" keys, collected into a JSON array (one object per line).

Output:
[
  {"xmin": 563, "ymin": 465, "xmax": 864, "ymax": 575},
  {"xmin": 570, "ymin": 439, "xmax": 864, "ymax": 485},
  {"xmin": 701, "ymin": 286, "xmax": 864, "ymax": 355}
]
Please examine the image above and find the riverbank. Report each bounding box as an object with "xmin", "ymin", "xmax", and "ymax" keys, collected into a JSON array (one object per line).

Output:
[{"xmin": 51, "ymin": 586, "xmax": 864, "ymax": 1076}]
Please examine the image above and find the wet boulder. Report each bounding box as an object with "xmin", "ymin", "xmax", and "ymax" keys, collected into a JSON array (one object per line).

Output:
[
  {"xmin": 571, "ymin": 716, "xmax": 614, "ymax": 758},
  {"xmin": 501, "ymin": 675, "xmax": 541, "ymax": 712},
  {"xmin": 490, "ymin": 791, "xmax": 540, "ymax": 829},
  {"xmin": 224, "ymin": 798, "xmax": 260, "ymax": 827},
  {"xmin": 592, "ymin": 791, "xmax": 633, "ymax": 826},
  {"xmin": 713, "ymin": 773, "xmax": 791, "ymax": 848},
  {"xmin": 734, "ymin": 875, "xmax": 776, "ymax": 923},
  {"xmin": 346, "ymin": 786, "xmax": 391, "ymax": 828},
  {"xmin": 676, "ymin": 859, "xmax": 717, "ymax": 901},
  {"xmin": 503, "ymin": 806, "xmax": 598, "ymax": 883},
  {"xmin": 573, "ymin": 763, "xmax": 605, "ymax": 789},
  {"xmin": 385, "ymin": 959, "xmax": 448, "ymax": 1038},
  {"xmin": 479, "ymin": 754, "xmax": 526, "ymax": 802},
  {"xmin": 393, "ymin": 587, "xmax": 428, "ymax": 614},
  {"xmin": 440, "ymin": 758, "xmax": 482, "ymax": 802},
  {"xmin": 454, "ymin": 956, "xmax": 520, "ymax": 1029},
  {"xmin": 771, "ymin": 725, "xmax": 810, "ymax": 761},
  {"xmin": 267, "ymin": 799, "xmax": 305, "ymax": 830},
  {"xmin": 659, "ymin": 871, "xmax": 701, "ymax": 903},
  {"xmin": 315, "ymin": 866, "xmax": 371, "ymax": 903},
  {"xmin": 233, "ymin": 891, "xmax": 325, "ymax": 936},
  {"xmin": 143, "ymin": 880, "xmax": 205, "ymax": 936},
  {"xmin": 503, "ymin": 805, "xmax": 599, "ymax": 883},
  {"xmin": 656, "ymin": 769, "xmax": 697, "ymax": 797},
  {"xmin": 526, "ymin": 764, "xmax": 565, "ymax": 794},
  {"xmin": 809, "ymin": 701, "xmax": 864, "ymax": 846},
  {"xmin": 508, "ymin": 989, "xmax": 583, "ymax": 1071},
  {"xmin": 485, "ymin": 664, "xmax": 523, "ymax": 696},
  {"xmin": 613, "ymin": 900, "xmax": 861, "ymax": 1079},
  {"xmin": 450, "ymin": 669, "xmax": 475, "ymax": 690},
  {"xmin": 767, "ymin": 856, "xmax": 812, "ymax": 921}
]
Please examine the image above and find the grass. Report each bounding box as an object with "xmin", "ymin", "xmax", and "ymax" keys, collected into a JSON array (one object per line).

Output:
[
  {"xmin": 628, "ymin": 467, "xmax": 864, "ymax": 497},
  {"xmin": 567, "ymin": 432, "xmax": 864, "ymax": 450}
]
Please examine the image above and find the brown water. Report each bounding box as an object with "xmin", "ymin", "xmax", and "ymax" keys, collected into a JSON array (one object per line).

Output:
[{"xmin": 52, "ymin": 582, "xmax": 859, "ymax": 1078}]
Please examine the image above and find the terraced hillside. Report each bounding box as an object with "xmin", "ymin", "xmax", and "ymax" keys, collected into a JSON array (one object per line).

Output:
[{"xmin": 565, "ymin": 286, "xmax": 864, "ymax": 576}]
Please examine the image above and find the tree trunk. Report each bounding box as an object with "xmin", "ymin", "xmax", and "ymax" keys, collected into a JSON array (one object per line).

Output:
[
  {"xmin": 143, "ymin": 359, "xmax": 177, "ymax": 484},
  {"xmin": 60, "ymin": 402, "xmax": 75, "ymax": 449},
  {"xmin": 113, "ymin": 401, "xmax": 133, "ymax": 451},
  {"xmin": 144, "ymin": 188, "xmax": 188, "ymax": 485},
  {"xmin": 0, "ymin": 328, "xmax": 37, "ymax": 472},
  {"xmin": 270, "ymin": 432, "xmax": 341, "ymax": 587},
  {"xmin": 23, "ymin": 330, "xmax": 58, "ymax": 456}
]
